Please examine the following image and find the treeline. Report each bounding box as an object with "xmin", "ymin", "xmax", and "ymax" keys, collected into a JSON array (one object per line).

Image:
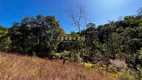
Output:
[
  {"xmin": 0, "ymin": 15, "xmax": 66, "ymax": 57},
  {"xmin": 0, "ymin": 14, "xmax": 142, "ymax": 78}
]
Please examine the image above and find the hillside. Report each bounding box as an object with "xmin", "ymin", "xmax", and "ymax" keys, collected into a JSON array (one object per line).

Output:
[{"xmin": 0, "ymin": 52, "xmax": 120, "ymax": 80}]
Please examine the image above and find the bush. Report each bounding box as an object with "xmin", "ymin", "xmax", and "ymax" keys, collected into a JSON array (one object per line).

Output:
[
  {"xmin": 51, "ymin": 53, "xmax": 61, "ymax": 59},
  {"xmin": 0, "ymin": 37, "xmax": 11, "ymax": 52},
  {"xmin": 81, "ymin": 62, "xmax": 94, "ymax": 68},
  {"xmin": 136, "ymin": 64, "xmax": 142, "ymax": 79},
  {"xmin": 119, "ymin": 69, "xmax": 135, "ymax": 80},
  {"xmin": 108, "ymin": 64, "xmax": 118, "ymax": 73},
  {"xmin": 116, "ymin": 53, "xmax": 126, "ymax": 60}
]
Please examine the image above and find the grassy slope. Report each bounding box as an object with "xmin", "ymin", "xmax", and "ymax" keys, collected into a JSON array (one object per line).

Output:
[{"xmin": 0, "ymin": 52, "xmax": 120, "ymax": 80}]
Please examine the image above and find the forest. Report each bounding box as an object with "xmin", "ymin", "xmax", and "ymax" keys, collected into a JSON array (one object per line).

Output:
[{"xmin": 0, "ymin": 7, "xmax": 142, "ymax": 80}]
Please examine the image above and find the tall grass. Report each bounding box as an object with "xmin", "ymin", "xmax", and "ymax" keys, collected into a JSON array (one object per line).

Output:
[{"xmin": 0, "ymin": 52, "xmax": 120, "ymax": 80}]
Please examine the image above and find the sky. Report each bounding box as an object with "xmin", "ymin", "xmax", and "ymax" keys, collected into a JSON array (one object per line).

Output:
[{"xmin": 0, "ymin": 0, "xmax": 142, "ymax": 33}]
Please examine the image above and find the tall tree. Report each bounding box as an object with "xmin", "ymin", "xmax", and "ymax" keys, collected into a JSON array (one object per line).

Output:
[
  {"xmin": 67, "ymin": 4, "xmax": 90, "ymax": 33},
  {"xmin": 8, "ymin": 15, "xmax": 65, "ymax": 58}
]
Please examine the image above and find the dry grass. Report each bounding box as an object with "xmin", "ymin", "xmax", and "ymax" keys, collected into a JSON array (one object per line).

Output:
[{"xmin": 0, "ymin": 52, "xmax": 120, "ymax": 80}]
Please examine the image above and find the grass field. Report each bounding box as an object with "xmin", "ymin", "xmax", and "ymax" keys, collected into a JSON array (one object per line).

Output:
[{"xmin": 0, "ymin": 52, "xmax": 120, "ymax": 80}]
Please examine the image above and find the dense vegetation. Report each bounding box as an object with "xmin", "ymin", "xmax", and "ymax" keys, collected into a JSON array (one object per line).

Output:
[{"xmin": 0, "ymin": 9, "xmax": 142, "ymax": 79}]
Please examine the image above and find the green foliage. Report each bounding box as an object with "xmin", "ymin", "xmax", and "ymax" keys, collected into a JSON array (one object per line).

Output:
[
  {"xmin": 0, "ymin": 26, "xmax": 11, "ymax": 52},
  {"xmin": 119, "ymin": 69, "xmax": 135, "ymax": 80},
  {"xmin": 136, "ymin": 64, "xmax": 142, "ymax": 79},
  {"xmin": 0, "ymin": 37, "xmax": 12, "ymax": 51},
  {"xmin": 81, "ymin": 62, "xmax": 94, "ymax": 68},
  {"xmin": 116, "ymin": 27, "xmax": 124, "ymax": 33},
  {"xmin": 135, "ymin": 48, "xmax": 142, "ymax": 79},
  {"xmin": 7, "ymin": 15, "xmax": 65, "ymax": 58},
  {"xmin": 68, "ymin": 51, "xmax": 82, "ymax": 62},
  {"xmin": 108, "ymin": 64, "xmax": 118, "ymax": 73},
  {"xmin": 125, "ymin": 48, "xmax": 142, "ymax": 79},
  {"xmin": 116, "ymin": 53, "xmax": 126, "ymax": 60},
  {"xmin": 51, "ymin": 53, "xmax": 61, "ymax": 59}
]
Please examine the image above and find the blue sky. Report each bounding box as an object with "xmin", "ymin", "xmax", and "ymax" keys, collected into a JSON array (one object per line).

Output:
[{"xmin": 0, "ymin": 0, "xmax": 142, "ymax": 33}]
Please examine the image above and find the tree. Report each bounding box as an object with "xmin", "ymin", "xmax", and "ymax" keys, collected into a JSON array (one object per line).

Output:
[
  {"xmin": 111, "ymin": 32, "xmax": 121, "ymax": 53},
  {"xmin": 138, "ymin": 7, "xmax": 142, "ymax": 17},
  {"xmin": 8, "ymin": 15, "xmax": 65, "ymax": 58},
  {"xmin": 67, "ymin": 4, "xmax": 90, "ymax": 33},
  {"xmin": 0, "ymin": 26, "xmax": 11, "ymax": 52}
]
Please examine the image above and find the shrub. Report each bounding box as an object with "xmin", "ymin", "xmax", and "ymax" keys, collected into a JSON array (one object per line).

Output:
[
  {"xmin": 81, "ymin": 62, "xmax": 94, "ymax": 68},
  {"xmin": 0, "ymin": 37, "xmax": 11, "ymax": 52},
  {"xmin": 116, "ymin": 53, "xmax": 126, "ymax": 60},
  {"xmin": 136, "ymin": 64, "xmax": 142, "ymax": 79},
  {"xmin": 118, "ymin": 69, "xmax": 135, "ymax": 80},
  {"xmin": 108, "ymin": 64, "xmax": 118, "ymax": 73},
  {"xmin": 51, "ymin": 53, "xmax": 61, "ymax": 59}
]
